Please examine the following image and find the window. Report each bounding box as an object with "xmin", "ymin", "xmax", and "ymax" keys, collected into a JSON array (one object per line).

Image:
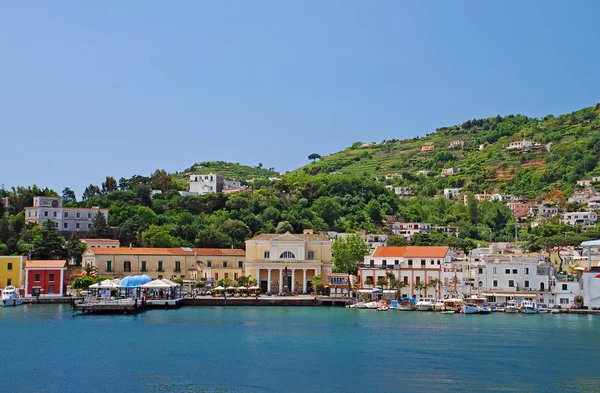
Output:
[
  {"xmin": 124, "ymin": 261, "xmax": 131, "ymax": 272},
  {"xmin": 53, "ymin": 211, "xmax": 57, "ymax": 217},
  {"xmin": 512, "ymin": 269, "xmax": 518, "ymax": 274},
  {"xmin": 382, "ymin": 260, "xmax": 387, "ymax": 267},
  {"xmin": 76, "ymin": 223, "xmax": 80, "ymax": 229},
  {"xmin": 34, "ymin": 274, "xmax": 40, "ymax": 282},
  {"xmin": 44, "ymin": 211, "xmax": 48, "ymax": 217},
  {"xmin": 560, "ymin": 298, "xmax": 569, "ymax": 305},
  {"xmin": 175, "ymin": 261, "xmax": 181, "ymax": 272},
  {"xmin": 562, "ymin": 284, "xmax": 568, "ymax": 291},
  {"xmin": 437, "ymin": 260, "xmax": 441, "ymax": 265},
  {"xmin": 49, "ymin": 274, "xmax": 55, "ymax": 282},
  {"xmin": 88, "ymin": 213, "xmax": 91, "ymax": 218},
  {"xmin": 421, "ymin": 260, "xmax": 426, "ymax": 267},
  {"xmin": 493, "ymin": 267, "xmax": 498, "ymax": 274},
  {"xmin": 215, "ymin": 273, "xmax": 218, "ymax": 281},
  {"xmin": 234, "ymin": 273, "xmax": 238, "ymax": 280},
  {"xmin": 64, "ymin": 212, "xmax": 69, "ymax": 217},
  {"xmin": 307, "ymin": 251, "xmax": 315, "ymax": 260},
  {"xmin": 279, "ymin": 251, "xmax": 295, "ymax": 259},
  {"xmin": 524, "ymin": 280, "xmax": 530, "ymax": 288},
  {"xmin": 207, "ymin": 261, "xmax": 212, "ymax": 268},
  {"xmin": 394, "ymin": 260, "xmax": 399, "ymax": 265},
  {"xmin": 63, "ymin": 223, "xmax": 68, "ymax": 229},
  {"xmin": 549, "ymin": 298, "xmax": 555, "ymax": 304},
  {"xmin": 369, "ymin": 260, "xmax": 374, "ymax": 267},
  {"xmin": 408, "ymin": 260, "xmax": 413, "ymax": 266},
  {"xmin": 508, "ymin": 280, "xmax": 515, "ymax": 288},
  {"xmin": 493, "ymin": 280, "xmax": 498, "ymax": 288},
  {"xmin": 106, "ymin": 261, "xmax": 112, "ymax": 272},
  {"xmin": 238, "ymin": 261, "xmax": 243, "ymax": 268},
  {"xmin": 403, "ymin": 276, "xmax": 409, "ymax": 285},
  {"xmin": 76, "ymin": 212, "xmax": 80, "ymax": 218},
  {"xmin": 264, "ymin": 251, "xmax": 270, "ymax": 259},
  {"xmin": 505, "ymin": 269, "xmax": 510, "ymax": 274},
  {"xmin": 224, "ymin": 273, "xmax": 229, "ymax": 279},
  {"xmin": 524, "ymin": 268, "xmax": 530, "ymax": 275},
  {"xmin": 478, "ymin": 281, "xmax": 483, "ymax": 288},
  {"xmin": 430, "ymin": 261, "xmax": 434, "ymax": 265},
  {"xmin": 6, "ymin": 279, "xmax": 11, "ymax": 286},
  {"xmin": 7, "ymin": 263, "xmax": 12, "ymax": 271},
  {"xmin": 478, "ymin": 268, "xmax": 483, "ymax": 274},
  {"xmin": 48, "ymin": 285, "xmax": 55, "ymax": 294},
  {"xmin": 141, "ymin": 261, "xmax": 147, "ymax": 272},
  {"xmin": 158, "ymin": 261, "xmax": 163, "ymax": 272},
  {"xmin": 88, "ymin": 224, "xmax": 91, "ymax": 229},
  {"xmin": 416, "ymin": 276, "xmax": 421, "ymax": 284},
  {"xmin": 223, "ymin": 262, "xmax": 228, "ymax": 268}
]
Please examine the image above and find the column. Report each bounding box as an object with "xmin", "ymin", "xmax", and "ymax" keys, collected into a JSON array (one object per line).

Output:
[
  {"xmin": 255, "ymin": 268, "xmax": 260, "ymax": 283},
  {"xmin": 303, "ymin": 269, "xmax": 307, "ymax": 293},
  {"xmin": 279, "ymin": 269, "xmax": 283, "ymax": 292},
  {"xmin": 290, "ymin": 269, "xmax": 295, "ymax": 291},
  {"xmin": 267, "ymin": 269, "xmax": 272, "ymax": 292}
]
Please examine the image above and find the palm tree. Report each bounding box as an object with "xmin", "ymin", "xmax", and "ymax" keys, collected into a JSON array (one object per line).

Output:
[
  {"xmin": 311, "ymin": 275, "xmax": 324, "ymax": 295},
  {"xmin": 414, "ymin": 282, "xmax": 425, "ymax": 298},
  {"xmin": 82, "ymin": 263, "xmax": 97, "ymax": 277},
  {"xmin": 386, "ymin": 271, "xmax": 395, "ymax": 289},
  {"xmin": 396, "ymin": 281, "xmax": 407, "ymax": 299},
  {"xmin": 364, "ymin": 276, "xmax": 374, "ymax": 288},
  {"xmin": 248, "ymin": 277, "xmax": 258, "ymax": 287},
  {"xmin": 428, "ymin": 278, "xmax": 440, "ymax": 299},
  {"xmin": 376, "ymin": 277, "xmax": 388, "ymax": 289}
]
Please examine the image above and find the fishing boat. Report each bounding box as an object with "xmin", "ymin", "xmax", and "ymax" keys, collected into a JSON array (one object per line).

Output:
[
  {"xmin": 462, "ymin": 296, "xmax": 485, "ymax": 314},
  {"xmin": 520, "ymin": 300, "xmax": 540, "ymax": 314},
  {"xmin": 1, "ymin": 286, "xmax": 23, "ymax": 307},
  {"xmin": 442, "ymin": 298, "xmax": 463, "ymax": 313},
  {"xmin": 505, "ymin": 300, "xmax": 519, "ymax": 313},
  {"xmin": 415, "ymin": 298, "xmax": 435, "ymax": 311},
  {"xmin": 398, "ymin": 297, "xmax": 417, "ymax": 311}
]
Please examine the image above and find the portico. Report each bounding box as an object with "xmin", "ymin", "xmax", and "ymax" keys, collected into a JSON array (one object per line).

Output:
[{"xmin": 245, "ymin": 231, "xmax": 333, "ymax": 294}]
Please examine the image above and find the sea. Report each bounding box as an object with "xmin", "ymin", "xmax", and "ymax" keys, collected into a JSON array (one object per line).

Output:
[{"xmin": 1, "ymin": 305, "xmax": 599, "ymax": 393}]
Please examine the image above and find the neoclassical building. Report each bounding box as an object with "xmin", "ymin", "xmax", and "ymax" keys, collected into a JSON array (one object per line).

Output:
[{"xmin": 244, "ymin": 231, "xmax": 333, "ymax": 293}]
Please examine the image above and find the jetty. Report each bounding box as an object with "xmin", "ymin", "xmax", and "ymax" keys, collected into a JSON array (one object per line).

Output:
[{"xmin": 73, "ymin": 298, "xmax": 146, "ymax": 314}]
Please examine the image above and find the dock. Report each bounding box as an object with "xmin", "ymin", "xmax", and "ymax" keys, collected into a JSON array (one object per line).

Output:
[{"xmin": 73, "ymin": 298, "xmax": 146, "ymax": 314}]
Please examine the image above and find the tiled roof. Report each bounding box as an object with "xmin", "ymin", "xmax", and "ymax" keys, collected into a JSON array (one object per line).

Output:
[
  {"xmin": 372, "ymin": 246, "xmax": 450, "ymax": 258},
  {"xmin": 25, "ymin": 260, "xmax": 67, "ymax": 269},
  {"xmin": 247, "ymin": 233, "xmax": 330, "ymax": 242},
  {"xmin": 87, "ymin": 247, "xmax": 245, "ymax": 256},
  {"xmin": 81, "ymin": 239, "xmax": 120, "ymax": 243}
]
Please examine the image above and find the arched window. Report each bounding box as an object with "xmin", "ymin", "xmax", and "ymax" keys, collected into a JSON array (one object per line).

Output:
[
  {"xmin": 51, "ymin": 200, "xmax": 59, "ymax": 207},
  {"xmin": 279, "ymin": 251, "xmax": 296, "ymax": 259},
  {"xmin": 307, "ymin": 251, "xmax": 315, "ymax": 260}
]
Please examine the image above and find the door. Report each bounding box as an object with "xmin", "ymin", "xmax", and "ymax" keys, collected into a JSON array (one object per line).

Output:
[{"xmin": 260, "ymin": 280, "xmax": 268, "ymax": 293}]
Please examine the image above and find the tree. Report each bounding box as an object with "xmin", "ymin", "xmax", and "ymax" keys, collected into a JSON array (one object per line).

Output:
[
  {"xmin": 62, "ymin": 187, "xmax": 77, "ymax": 203},
  {"xmin": 141, "ymin": 225, "xmax": 180, "ymax": 248},
  {"xmin": 308, "ymin": 153, "xmax": 321, "ymax": 163},
  {"xmin": 82, "ymin": 263, "xmax": 97, "ymax": 277},
  {"xmin": 395, "ymin": 280, "xmax": 407, "ymax": 299},
  {"xmin": 82, "ymin": 184, "xmax": 101, "ymax": 201},
  {"xmin": 364, "ymin": 276, "xmax": 374, "ymax": 287},
  {"xmin": 88, "ymin": 212, "xmax": 113, "ymax": 239},
  {"xmin": 236, "ymin": 275, "xmax": 250, "ymax": 287},
  {"xmin": 32, "ymin": 220, "xmax": 66, "ymax": 260},
  {"xmin": 72, "ymin": 276, "xmax": 95, "ymax": 290},
  {"xmin": 428, "ymin": 278, "xmax": 440, "ymax": 300},
  {"xmin": 311, "ymin": 275, "xmax": 324, "ymax": 295},
  {"xmin": 216, "ymin": 277, "xmax": 233, "ymax": 288},
  {"xmin": 387, "ymin": 236, "xmax": 409, "ymax": 246},
  {"xmin": 66, "ymin": 231, "xmax": 87, "ymax": 265},
  {"xmin": 414, "ymin": 282, "xmax": 425, "ymax": 298},
  {"xmin": 151, "ymin": 169, "xmax": 172, "ymax": 194},
  {"xmin": 275, "ymin": 221, "xmax": 294, "ymax": 234},
  {"xmin": 376, "ymin": 276, "xmax": 388, "ymax": 289},
  {"xmin": 101, "ymin": 176, "xmax": 118, "ymax": 194},
  {"xmin": 331, "ymin": 234, "xmax": 369, "ymax": 275}
]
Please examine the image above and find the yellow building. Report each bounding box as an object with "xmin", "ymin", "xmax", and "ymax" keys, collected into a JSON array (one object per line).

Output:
[
  {"xmin": 0, "ymin": 256, "xmax": 25, "ymax": 288},
  {"xmin": 83, "ymin": 247, "xmax": 245, "ymax": 282},
  {"xmin": 244, "ymin": 231, "xmax": 333, "ymax": 293}
]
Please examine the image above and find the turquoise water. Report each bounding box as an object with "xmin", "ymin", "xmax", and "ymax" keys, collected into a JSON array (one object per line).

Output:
[{"xmin": 1, "ymin": 305, "xmax": 599, "ymax": 393}]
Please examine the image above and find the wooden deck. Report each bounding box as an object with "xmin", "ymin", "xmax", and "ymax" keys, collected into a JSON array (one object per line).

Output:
[{"xmin": 73, "ymin": 298, "xmax": 146, "ymax": 314}]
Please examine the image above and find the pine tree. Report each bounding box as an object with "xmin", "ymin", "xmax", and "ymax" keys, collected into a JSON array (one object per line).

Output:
[
  {"xmin": 66, "ymin": 231, "xmax": 88, "ymax": 265},
  {"xmin": 87, "ymin": 212, "xmax": 113, "ymax": 239},
  {"xmin": 32, "ymin": 220, "xmax": 66, "ymax": 260}
]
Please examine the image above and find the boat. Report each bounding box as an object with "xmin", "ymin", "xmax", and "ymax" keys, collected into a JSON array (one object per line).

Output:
[
  {"xmin": 398, "ymin": 297, "xmax": 417, "ymax": 311},
  {"xmin": 433, "ymin": 299, "xmax": 445, "ymax": 311},
  {"xmin": 365, "ymin": 302, "xmax": 379, "ymax": 309},
  {"xmin": 462, "ymin": 296, "xmax": 485, "ymax": 314},
  {"xmin": 1, "ymin": 286, "xmax": 23, "ymax": 307},
  {"xmin": 505, "ymin": 300, "xmax": 520, "ymax": 313},
  {"xmin": 520, "ymin": 300, "xmax": 540, "ymax": 314},
  {"xmin": 479, "ymin": 304, "xmax": 492, "ymax": 314},
  {"xmin": 440, "ymin": 310, "xmax": 457, "ymax": 314},
  {"xmin": 461, "ymin": 304, "xmax": 480, "ymax": 314},
  {"xmin": 376, "ymin": 306, "xmax": 389, "ymax": 311},
  {"xmin": 389, "ymin": 300, "xmax": 399, "ymax": 310},
  {"xmin": 538, "ymin": 304, "xmax": 549, "ymax": 313},
  {"xmin": 415, "ymin": 298, "xmax": 435, "ymax": 311},
  {"xmin": 441, "ymin": 298, "xmax": 463, "ymax": 313}
]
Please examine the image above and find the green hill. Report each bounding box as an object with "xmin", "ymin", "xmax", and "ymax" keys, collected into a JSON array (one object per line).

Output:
[
  {"xmin": 182, "ymin": 161, "xmax": 280, "ymax": 181},
  {"xmin": 294, "ymin": 104, "xmax": 600, "ymax": 201}
]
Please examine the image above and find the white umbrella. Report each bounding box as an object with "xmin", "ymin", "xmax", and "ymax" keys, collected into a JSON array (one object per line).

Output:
[
  {"xmin": 248, "ymin": 285, "xmax": 260, "ymax": 290},
  {"xmin": 237, "ymin": 286, "xmax": 247, "ymax": 290},
  {"xmin": 141, "ymin": 279, "xmax": 172, "ymax": 289},
  {"xmin": 214, "ymin": 286, "xmax": 225, "ymax": 291},
  {"xmin": 226, "ymin": 286, "xmax": 236, "ymax": 291},
  {"xmin": 161, "ymin": 278, "xmax": 180, "ymax": 286}
]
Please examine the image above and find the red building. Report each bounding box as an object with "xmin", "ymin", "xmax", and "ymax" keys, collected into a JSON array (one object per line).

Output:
[{"xmin": 25, "ymin": 260, "xmax": 67, "ymax": 297}]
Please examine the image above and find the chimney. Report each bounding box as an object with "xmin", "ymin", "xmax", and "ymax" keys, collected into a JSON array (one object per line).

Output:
[
  {"xmin": 303, "ymin": 229, "xmax": 314, "ymax": 235},
  {"xmin": 129, "ymin": 243, "xmax": 132, "ymax": 249}
]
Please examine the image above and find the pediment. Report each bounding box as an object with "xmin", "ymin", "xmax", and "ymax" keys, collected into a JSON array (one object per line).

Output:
[{"xmin": 271, "ymin": 232, "xmax": 305, "ymax": 242}]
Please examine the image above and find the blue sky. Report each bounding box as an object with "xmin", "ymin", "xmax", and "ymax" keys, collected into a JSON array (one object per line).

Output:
[{"xmin": 2, "ymin": 1, "xmax": 599, "ymax": 197}]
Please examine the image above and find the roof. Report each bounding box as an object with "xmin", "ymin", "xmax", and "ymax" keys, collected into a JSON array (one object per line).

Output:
[
  {"xmin": 25, "ymin": 260, "xmax": 67, "ymax": 269},
  {"xmin": 81, "ymin": 239, "xmax": 120, "ymax": 243},
  {"xmin": 372, "ymin": 246, "xmax": 450, "ymax": 258},
  {"xmin": 87, "ymin": 247, "xmax": 245, "ymax": 256},
  {"xmin": 247, "ymin": 233, "xmax": 330, "ymax": 242}
]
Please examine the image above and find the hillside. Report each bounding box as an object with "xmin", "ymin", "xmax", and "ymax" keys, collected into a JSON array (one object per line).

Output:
[
  {"xmin": 182, "ymin": 161, "xmax": 280, "ymax": 181},
  {"xmin": 295, "ymin": 104, "xmax": 600, "ymax": 201}
]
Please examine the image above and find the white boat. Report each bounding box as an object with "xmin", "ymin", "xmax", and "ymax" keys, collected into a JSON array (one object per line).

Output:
[
  {"xmin": 415, "ymin": 298, "xmax": 435, "ymax": 311},
  {"xmin": 1, "ymin": 286, "xmax": 23, "ymax": 307},
  {"xmin": 505, "ymin": 300, "xmax": 519, "ymax": 313},
  {"xmin": 442, "ymin": 298, "xmax": 462, "ymax": 313},
  {"xmin": 398, "ymin": 297, "xmax": 416, "ymax": 311},
  {"xmin": 520, "ymin": 300, "xmax": 540, "ymax": 314},
  {"xmin": 479, "ymin": 305, "xmax": 492, "ymax": 314},
  {"xmin": 538, "ymin": 304, "xmax": 549, "ymax": 313},
  {"xmin": 462, "ymin": 296, "xmax": 485, "ymax": 314},
  {"xmin": 433, "ymin": 300, "xmax": 445, "ymax": 311},
  {"xmin": 365, "ymin": 302, "xmax": 379, "ymax": 309},
  {"xmin": 376, "ymin": 306, "xmax": 389, "ymax": 311},
  {"xmin": 461, "ymin": 304, "xmax": 480, "ymax": 314}
]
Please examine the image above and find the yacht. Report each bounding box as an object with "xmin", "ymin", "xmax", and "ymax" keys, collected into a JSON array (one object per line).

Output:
[
  {"xmin": 520, "ymin": 300, "xmax": 540, "ymax": 314},
  {"xmin": 505, "ymin": 300, "xmax": 520, "ymax": 313},
  {"xmin": 442, "ymin": 298, "xmax": 463, "ymax": 313},
  {"xmin": 433, "ymin": 300, "xmax": 445, "ymax": 311},
  {"xmin": 462, "ymin": 296, "xmax": 485, "ymax": 314},
  {"xmin": 415, "ymin": 298, "xmax": 435, "ymax": 311},
  {"xmin": 1, "ymin": 286, "xmax": 23, "ymax": 307}
]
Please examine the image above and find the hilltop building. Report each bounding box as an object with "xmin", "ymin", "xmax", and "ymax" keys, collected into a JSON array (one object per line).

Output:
[
  {"xmin": 443, "ymin": 188, "xmax": 462, "ymax": 199},
  {"xmin": 24, "ymin": 196, "xmax": 109, "ymax": 236}
]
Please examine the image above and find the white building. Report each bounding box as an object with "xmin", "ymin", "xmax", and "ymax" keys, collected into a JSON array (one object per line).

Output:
[
  {"xmin": 443, "ymin": 188, "xmax": 462, "ymax": 199},
  {"xmin": 24, "ymin": 197, "xmax": 109, "ymax": 236},
  {"xmin": 507, "ymin": 139, "xmax": 535, "ymax": 150},
  {"xmin": 561, "ymin": 212, "xmax": 597, "ymax": 226},
  {"xmin": 441, "ymin": 167, "xmax": 459, "ymax": 176},
  {"xmin": 386, "ymin": 222, "xmax": 432, "ymax": 241},
  {"xmin": 394, "ymin": 187, "xmax": 413, "ymax": 197},
  {"xmin": 583, "ymin": 267, "xmax": 600, "ymax": 309},
  {"xmin": 189, "ymin": 174, "xmax": 224, "ymax": 195}
]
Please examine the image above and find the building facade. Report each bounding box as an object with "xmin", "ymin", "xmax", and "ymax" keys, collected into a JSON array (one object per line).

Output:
[
  {"xmin": 24, "ymin": 260, "xmax": 67, "ymax": 297},
  {"xmin": 359, "ymin": 246, "xmax": 452, "ymax": 298},
  {"xmin": 244, "ymin": 231, "xmax": 333, "ymax": 293},
  {"xmin": 83, "ymin": 247, "xmax": 245, "ymax": 283},
  {"xmin": 386, "ymin": 222, "xmax": 432, "ymax": 241},
  {"xmin": 189, "ymin": 174, "xmax": 224, "ymax": 195},
  {"xmin": 0, "ymin": 256, "xmax": 25, "ymax": 288},
  {"xmin": 24, "ymin": 196, "xmax": 109, "ymax": 235},
  {"xmin": 561, "ymin": 212, "xmax": 597, "ymax": 226}
]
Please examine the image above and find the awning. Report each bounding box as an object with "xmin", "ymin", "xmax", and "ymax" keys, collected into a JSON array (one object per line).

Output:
[{"xmin": 481, "ymin": 292, "xmax": 537, "ymax": 298}]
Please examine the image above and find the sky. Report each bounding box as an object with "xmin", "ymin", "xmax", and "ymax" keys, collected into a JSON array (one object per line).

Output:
[{"xmin": 2, "ymin": 1, "xmax": 600, "ymax": 197}]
